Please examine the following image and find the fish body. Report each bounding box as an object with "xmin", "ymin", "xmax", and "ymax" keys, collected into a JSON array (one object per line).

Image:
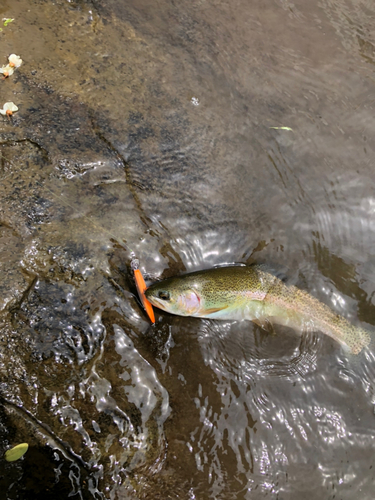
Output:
[{"xmin": 145, "ymin": 265, "xmax": 371, "ymax": 354}]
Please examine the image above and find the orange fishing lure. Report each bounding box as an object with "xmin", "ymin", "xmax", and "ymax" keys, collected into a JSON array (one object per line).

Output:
[{"xmin": 134, "ymin": 268, "xmax": 155, "ymax": 323}]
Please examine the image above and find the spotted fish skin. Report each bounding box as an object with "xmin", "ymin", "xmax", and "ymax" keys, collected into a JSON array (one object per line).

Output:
[{"xmin": 145, "ymin": 266, "xmax": 371, "ymax": 354}]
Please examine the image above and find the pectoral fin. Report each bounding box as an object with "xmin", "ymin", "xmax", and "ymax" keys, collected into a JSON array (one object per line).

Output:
[{"xmin": 204, "ymin": 305, "xmax": 228, "ymax": 315}]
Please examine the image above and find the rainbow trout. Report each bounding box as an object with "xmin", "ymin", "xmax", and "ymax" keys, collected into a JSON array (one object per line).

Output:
[{"xmin": 145, "ymin": 265, "xmax": 371, "ymax": 354}]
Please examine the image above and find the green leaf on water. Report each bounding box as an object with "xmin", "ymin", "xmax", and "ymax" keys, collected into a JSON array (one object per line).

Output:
[
  {"xmin": 269, "ymin": 126, "xmax": 293, "ymax": 131},
  {"xmin": 3, "ymin": 19, "xmax": 14, "ymax": 27},
  {"xmin": 5, "ymin": 443, "xmax": 29, "ymax": 462}
]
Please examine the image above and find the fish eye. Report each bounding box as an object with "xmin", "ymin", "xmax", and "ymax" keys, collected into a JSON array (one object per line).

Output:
[{"xmin": 158, "ymin": 290, "xmax": 170, "ymax": 301}]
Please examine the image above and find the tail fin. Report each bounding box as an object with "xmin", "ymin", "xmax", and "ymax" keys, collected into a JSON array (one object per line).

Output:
[{"xmin": 343, "ymin": 324, "xmax": 371, "ymax": 355}]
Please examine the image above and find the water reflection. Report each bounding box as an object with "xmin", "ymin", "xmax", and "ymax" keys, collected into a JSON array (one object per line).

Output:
[{"xmin": 182, "ymin": 317, "xmax": 375, "ymax": 498}]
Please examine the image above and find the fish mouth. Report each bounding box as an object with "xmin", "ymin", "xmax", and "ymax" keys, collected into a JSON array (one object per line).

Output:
[{"xmin": 145, "ymin": 293, "xmax": 167, "ymax": 311}]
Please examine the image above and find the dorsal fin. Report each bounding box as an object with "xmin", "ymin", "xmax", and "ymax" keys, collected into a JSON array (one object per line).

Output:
[{"xmin": 251, "ymin": 263, "xmax": 289, "ymax": 283}]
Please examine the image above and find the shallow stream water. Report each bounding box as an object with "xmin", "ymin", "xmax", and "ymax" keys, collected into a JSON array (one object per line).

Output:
[{"xmin": 1, "ymin": 0, "xmax": 375, "ymax": 498}]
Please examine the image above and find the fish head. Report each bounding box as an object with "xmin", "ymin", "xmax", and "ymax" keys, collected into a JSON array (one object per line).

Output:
[
  {"xmin": 145, "ymin": 268, "xmax": 250, "ymax": 318},
  {"xmin": 145, "ymin": 276, "xmax": 203, "ymax": 316}
]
